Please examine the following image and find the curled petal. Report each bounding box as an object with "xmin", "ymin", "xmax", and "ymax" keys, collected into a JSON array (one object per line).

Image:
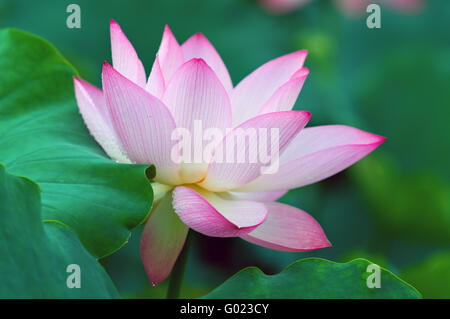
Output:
[
  {"xmin": 241, "ymin": 201, "xmax": 331, "ymax": 252},
  {"xmin": 237, "ymin": 125, "xmax": 386, "ymax": 192},
  {"xmin": 200, "ymin": 111, "xmax": 311, "ymax": 192},
  {"xmin": 172, "ymin": 186, "xmax": 267, "ymax": 237}
]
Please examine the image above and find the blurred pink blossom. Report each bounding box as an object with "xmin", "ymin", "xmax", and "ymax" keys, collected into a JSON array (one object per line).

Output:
[{"xmin": 261, "ymin": 0, "xmax": 424, "ymax": 15}]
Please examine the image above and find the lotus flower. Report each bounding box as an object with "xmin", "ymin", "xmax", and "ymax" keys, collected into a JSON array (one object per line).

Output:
[{"xmin": 73, "ymin": 20, "xmax": 385, "ymax": 285}]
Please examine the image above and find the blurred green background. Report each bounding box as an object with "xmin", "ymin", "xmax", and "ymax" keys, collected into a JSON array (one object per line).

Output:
[{"xmin": 1, "ymin": 0, "xmax": 449, "ymax": 298}]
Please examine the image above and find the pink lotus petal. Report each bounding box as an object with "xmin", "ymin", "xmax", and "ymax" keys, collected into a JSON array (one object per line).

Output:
[
  {"xmin": 238, "ymin": 125, "xmax": 386, "ymax": 192},
  {"xmin": 140, "ymin": 193, "xmax": 189, "ymax": 285},
  {"xmin": 241, "ymin": 201, "xmax": 331, "ymax": 252},
  {"xmin": 200, "ymin": 111, "xmax": 311, "ymax": 192},
  {"xmin": 163, "ymin": 58, "xmax": 232, "ymax": 131},
  {"xmin": 222, "ymin": 190, "xmax": 288, "ymax": 201},
  {"xmin": 102, "ymin": 62, "xmax": 181, "ymax": 185},
  {"xmin": 110, "ymin": 20, "xmax": 146, "ymax": 87},
  {"xmin": 231, "ymin": 50, "xmax": 307, "ymax": 126},
  {"xmin": 73, "ymin": 77, "xmax": 130, "ymax": 163},
  {"xmin": 259, "ymin": 67, "xmax": 309, "ymax": 114},
  {"xmin": 172, "ymin": 186, "xmax": 268, "ymax": 237},
  {"xmin": 162, "ymin": 58, "xmax": 232, "ymax": 184},
  {"xmin": 181, "ymin": 33, "xmax": 233, "ymax": 92},
  {"xmin": 145, "ymin": 55, "xmax": 165, "ymax": 99},
  {"xmin": 157, "ymin": 25, "xmax": 185, "ymax": 83}
]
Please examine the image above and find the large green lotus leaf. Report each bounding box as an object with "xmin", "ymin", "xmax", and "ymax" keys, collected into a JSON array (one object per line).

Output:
[
  {"xmin": 0, "ymin": 165, "xmax": 119, "ymax": 298},
  {"xmin": 400, "ymin": 252, "xmax": 450, "ymax": 299},
  {"xmin": 0, "ymin": 28, "xmax": 153, "ymax": 258},
  {"xmin": 203, "ymin": 258, "xmax": 421, "ymax": 299}
]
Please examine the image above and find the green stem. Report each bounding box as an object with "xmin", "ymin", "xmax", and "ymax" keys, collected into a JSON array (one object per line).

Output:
[{"xmin": 166, "ymin": 231, "xmax": 192, "ymax": 299}]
